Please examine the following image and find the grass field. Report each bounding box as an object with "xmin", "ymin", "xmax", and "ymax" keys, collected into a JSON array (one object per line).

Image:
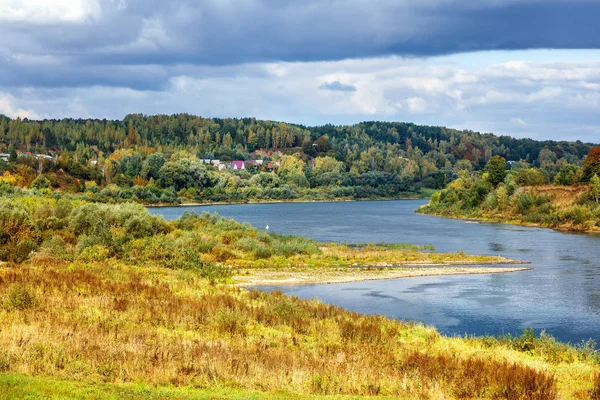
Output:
[{"xmin": 0, "ymin": 259, "xmax": 598, "ymax": 399}]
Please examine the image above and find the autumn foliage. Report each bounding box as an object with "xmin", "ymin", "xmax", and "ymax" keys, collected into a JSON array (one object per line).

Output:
[{"xmin": 583, "ymin": 147, "xmax": 600, "ymax": 181}]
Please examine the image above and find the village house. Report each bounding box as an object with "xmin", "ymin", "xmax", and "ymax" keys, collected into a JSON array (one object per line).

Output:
[
  {"xmin": 231, "ymin": 160, "xmax": 245, "ymax": 170},
  {"xmin": 200, "ymin": 159, "xmax": 222, "ymax": 168}
]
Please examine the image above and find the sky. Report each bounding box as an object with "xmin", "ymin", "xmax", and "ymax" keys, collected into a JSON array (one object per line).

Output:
[{"xmin": 0, "ymin": 0, "xmax": 599, "ymax": 142}]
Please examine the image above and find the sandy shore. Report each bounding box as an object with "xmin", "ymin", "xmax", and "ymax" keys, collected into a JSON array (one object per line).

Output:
[{"xmin": 233, "ymin": 265, "xmax": 532, "ymax": 287}]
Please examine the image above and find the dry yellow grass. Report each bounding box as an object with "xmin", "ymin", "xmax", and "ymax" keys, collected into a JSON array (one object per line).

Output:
[
  {"xmin": 0, "ymin": 261, "xmax": 598, "ymax": 399},
  {"xmin": 524, "ymin": 185, "xmax": 588, "ymax": 208}
]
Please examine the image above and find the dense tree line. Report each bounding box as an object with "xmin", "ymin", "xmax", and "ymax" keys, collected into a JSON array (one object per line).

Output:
[{"xmin": 0, "ymin": 114, "xmax": 597, "ymax": 204}]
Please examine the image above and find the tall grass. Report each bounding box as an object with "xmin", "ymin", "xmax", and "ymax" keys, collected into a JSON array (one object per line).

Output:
[{"xmin": 0, "ymin": 262, "xmax": 577, "ymax": 398}]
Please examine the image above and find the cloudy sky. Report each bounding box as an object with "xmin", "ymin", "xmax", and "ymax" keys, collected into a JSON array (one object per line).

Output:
[{"xmin": 0, "ymin": 0, "xmax": 599, "ymax": 142}]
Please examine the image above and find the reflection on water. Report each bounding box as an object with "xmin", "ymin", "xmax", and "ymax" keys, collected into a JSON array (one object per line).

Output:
[
  {"xmin": 489, "ymin": 243, "xmax": 506, "ymax": 252},
  {"xmin": 151, "ymin": 200, "xmax": 600, "ymax": 345}
]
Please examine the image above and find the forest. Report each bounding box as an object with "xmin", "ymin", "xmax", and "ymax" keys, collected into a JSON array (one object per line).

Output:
[{"xmin": 0, "ymin": 114, "xmax": 596, "ymax": 204}]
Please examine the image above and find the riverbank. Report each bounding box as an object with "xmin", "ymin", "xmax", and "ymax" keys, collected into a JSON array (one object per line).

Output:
[
  {"xmin": 418, "ymin": 205, "xmax": 600, "ymax": 234},
  {"xmin": 233, "ymin": 265, "xmax": 532, "ymax": 286},
  {"xmin": 418, "ymin": 183, "xmax": 600, "ymax": 234},
  {"xmin": 145, "ymin": 193, "xmax": 430, "ymax": 208}
]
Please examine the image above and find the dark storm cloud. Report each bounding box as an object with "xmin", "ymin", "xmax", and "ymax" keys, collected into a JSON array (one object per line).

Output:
[
  {"xmin": 1, "ymin": 0, "xmax": 599, "ymax": 90},
  {"xmin": 319, "ymin": 81, "xmax": 357, "ymax": 92}
]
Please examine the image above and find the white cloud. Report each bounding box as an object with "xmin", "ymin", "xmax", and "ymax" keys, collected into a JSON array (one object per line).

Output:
[
  {"xmin": 511, "ymin": 117, "xmax": 528, "ymax": 126},
  {"xmin": 406, "ymin": 97, "xmax": 427, "ymax": 113},
  {"xmin": 133, "ymin": 18, "xmax": 170, "ymax": 50},
  {"xmin": 0, "ymin": 0, "xmax": 101, "ymax": 23},
  {"xmin": 0, "ymin": 92, "xmax": 40, "ymax": 119},
  {"xmin": 2, "ymin": 50, "xmax": 599, "ymax": 142}
]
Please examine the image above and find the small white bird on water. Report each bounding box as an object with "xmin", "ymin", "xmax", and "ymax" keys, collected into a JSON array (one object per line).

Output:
[{"xmin": 265, "ymin": 225, "xmax": 269, "ymax": 232}]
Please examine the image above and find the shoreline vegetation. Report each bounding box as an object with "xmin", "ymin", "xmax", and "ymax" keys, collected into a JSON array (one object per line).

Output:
[
  {"xmin": 145, "ymin": 194, "xmax": 429, "ymax": 208},
  {"xmin": 419, "ymin": 183, "xmax": 600, "ymax": 234},
  {"xmin": 418, "ymin": 150, "xmax": 600, "ymax": 234}
]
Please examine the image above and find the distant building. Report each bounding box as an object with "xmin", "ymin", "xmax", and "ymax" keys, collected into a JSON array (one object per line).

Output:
[
  {"xmin": 246, "ymin": 160, "xmax": 264, "ymax": 167},
  {"xmin": 231, "ymin": 160, "xmax": 245, "ymax": 170},
  {"xmin": 201, "ymin": 159, "xmax": 222, "ymax": 167}
]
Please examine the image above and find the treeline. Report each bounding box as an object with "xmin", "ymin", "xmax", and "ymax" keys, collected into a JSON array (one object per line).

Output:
[
  {"xmin": 419, "ymin": 147, "xmax": 600, "ymax": 232},
  {"xmin": 0, "ymin": 114, "xmax": 597, "ymax": 204}
]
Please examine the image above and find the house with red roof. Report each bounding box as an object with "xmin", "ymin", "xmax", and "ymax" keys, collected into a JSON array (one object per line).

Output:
[{"xmin": 231, "ymin": 160, "xmax": 245, "ymax": 170}]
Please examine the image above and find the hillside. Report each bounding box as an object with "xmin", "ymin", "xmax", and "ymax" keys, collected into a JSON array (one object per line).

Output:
[{"xmin": 0, "ymin": 114, "xmax": 597, "ymax": 205}]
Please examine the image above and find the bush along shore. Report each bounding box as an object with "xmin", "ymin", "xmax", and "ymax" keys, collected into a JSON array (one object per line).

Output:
[
  {"xmin": 0, "ymin": 195, "xmax": 598, "ymax": 399},
  {"xmin": 418, "ymin": 150, "xmax": 600, "ymax": 233}
]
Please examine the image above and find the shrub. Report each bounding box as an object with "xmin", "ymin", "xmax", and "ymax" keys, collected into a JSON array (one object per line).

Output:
[
  {"xmin": 515, "ymin": 191, "xmax": 534, "ymax": 215},
  {"xmin": 41, "ymin": 236, "xmax": 69, "ymax": 260},
  {"xmin": 123, "ymin": 215, "xmax": 164, "ymax": 238},
  {"xmin": 69, "ymin": 204, "xmax": 107, "ymax": 236},
  {"xmin": 561, "ymin": 205, "xmax": 593, "ymax": 227},
  {"xmin": 30, "ymin": 174, "xmax": 51, "ymax": 189},
  {"xmin": 76, "ymin": 244, "xmax": 111, "ymax": 262},
  {"xmin": 3, "ymin": 284, "xmax": 38, "ymax": 311},
  {"xmin": 75, "ymin": 220, "xmax": 113, "ymax": 254},
  {"xmin": 214, "ymin": 309, "xmax": 247, "ymax": 336},
  {"xmin": 0, "ymin": 200, "xmax": 38, "ymax": 262}
]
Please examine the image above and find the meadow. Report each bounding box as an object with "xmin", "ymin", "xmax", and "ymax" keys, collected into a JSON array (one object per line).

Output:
[{"xmin": 0, "ymin": 196, "xmax": 598, "ymax": 398}]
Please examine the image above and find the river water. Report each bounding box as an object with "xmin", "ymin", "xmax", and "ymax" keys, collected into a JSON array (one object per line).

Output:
[{"xmin": 149, "ymin": 200, "xmax": 600, "ymax": 345}]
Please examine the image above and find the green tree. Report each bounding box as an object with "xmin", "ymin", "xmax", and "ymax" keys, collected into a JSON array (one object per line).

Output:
[
  {"xmin": 553, "ymin": 164, "xmax": 582, "ymax": 186},
  {"xmin": 590, "ymin": 174, "xmax": 600, "ymax": 203},
  {"xmin": 158, "ymin": 158, "xmax": 209, "ymax": 191},
  {"xmin": 8, "ymin": 144, "xmax": 17, "ymax": 163},
  {"xmin": 485, "ymin": 156, "xmax": 507, "ymax": 187},
  {"xmin": 314, "ymin": 156, "xmax": 345, "ymax": 174},
  {"xmin": 278, "ymin": 155, "xmax": 306, "ymax": 178},
  {"xmin": 141, "ymin": 153, "xmax": 166, "ymax": 180},
  {"xmin": 222, "ymin": 133, "xmax": 233, "ymax": 149}
]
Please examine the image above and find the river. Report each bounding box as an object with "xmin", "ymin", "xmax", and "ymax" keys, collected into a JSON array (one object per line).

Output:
[{"xmin": 149, "ymin": 200, "xmax": 600, "ymax": 345}]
